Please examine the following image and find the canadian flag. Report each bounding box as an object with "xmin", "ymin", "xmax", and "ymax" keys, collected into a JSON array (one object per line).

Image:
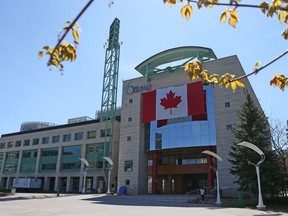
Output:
[{"xmin": 142, "ymin": 81, "xmax": 206, "ymax": 122}]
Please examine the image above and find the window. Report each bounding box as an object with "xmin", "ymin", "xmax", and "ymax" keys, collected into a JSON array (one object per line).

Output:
[
  {"xmin": 4, "ymin": 151, "xmax": 19, "ymax": 173},
  {"xmin": 74, "ymin": 132, "xmax": 83, "ymax": 140},
  {"xmin": 61, "ymin": 145, "xmax": 82, "ymax": 171},
  {"xmin": 7, "ymin": 142, "xmax": 13, "ymax": 148},
  {"xmin": 15, "ymin": 141, "xmax": 21, "ymax": 147},
  {"xmin": 100, "ymin": 129, "xmax": 111, "ymax": 137},
  {"xmin": 24, "ymin": 140, "xmax": 30, "ymax": 146},
  {"xmin": 226, "ymin": 124, "xmax": 233, "ymax": 131},
  {"xmin": 41, "ymin": 148, "xmax": 58, "ymax": 157},
  {"xmin": 0, "ymin": 142, "xmax": 6, "ymax": 149},
  {"xmin": 63, "ymin": 134, "xmax": 71, "ymax": 142},
  {"xmin": 225, "ymin": 102, "xmax": 230, "ymax": 108},
  {"xmin": 124, "ymin": 160, "xmax": 133, "ymax": 172},
  {"xmin": 52, "ymin": 135, "xmax": 60, "ymax": 143},
  {"xmin": 86, "ymin": 143, "xmax": 104, "ymax": 169},
  {"xmin": 21, "ymin": 150, "xmax": 38, "ymax": 172},
  {"xmin": 87, "ymin": 131, "xmax": 96, "ymax": 139},
  {"xmin": 128, "ymin": 117, "xmax": 132, "ymax": 122},
  {"xmin": 42, "ymin": 137, "xmax": 49, "ymax": 144},
  {"xmin": 127, "ymin": 136, "xmax": 132, "ymax": 141},
  {"xmin": 129, "ymin": 99, "xmax": 133, "ymax": 104},
  {"xmin": 32, "ymin": 138, "xmax": 39, "ymax": 145},
  {"xmin": 39, "ymin": 147, "xmax": 58, "ymax": 172}
]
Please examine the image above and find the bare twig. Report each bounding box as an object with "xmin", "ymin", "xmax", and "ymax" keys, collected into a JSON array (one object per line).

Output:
[{"xmin": 233, "ymin": 49, "xmax": 288, "ymax": 81}]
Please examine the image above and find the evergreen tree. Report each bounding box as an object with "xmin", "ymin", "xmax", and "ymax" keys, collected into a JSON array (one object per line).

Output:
[{"xmin": 229, "ymin": 94, "xmax": 283, "ymax": 197}]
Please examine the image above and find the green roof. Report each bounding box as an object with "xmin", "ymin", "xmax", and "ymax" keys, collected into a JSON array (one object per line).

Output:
[{"xmin": 135, "ymin": 46, "xmax": 217, "ymax": 78}]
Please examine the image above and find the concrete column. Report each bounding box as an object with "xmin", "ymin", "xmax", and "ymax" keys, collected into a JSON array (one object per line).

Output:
[
  {"xmin": 66, "ymin": 176, "xmax": 71, "ymax": 192},
  {"xmin": 54, "ymin": 176, "xmax": 59, "ymax": 191},
  {"xmin": 56, "ymin": 147, "xmax": 62, "ymax": 173},
  {"xmin": 0, "ymin": 152, "xmax": 5, "ymax": 174},
  {"xmin": 16, "ymin": 150, "xmax": 23, "ymax": 175},
  {"xmin": 43, "ymin": 177, "xmax": 49, "ymax": 191},
  {"xmin": 79, "ymin": 173, "xmax": 83, "ymax": 193},
  {"xmin": 35, "ymin": 148, "xmax": 41, "ymax": 174},
  {"xmin": 93, "ymin": 175, "xmax": 97, "ymax": 191}
]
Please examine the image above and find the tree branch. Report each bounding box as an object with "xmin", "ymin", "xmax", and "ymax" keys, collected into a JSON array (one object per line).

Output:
[
  {"xmin": 188, "ymin": 0, "xmax": 288, "ymax": 11},
  {"xmin": 48, "ymin": 0, "xmax": 94, "ymax": 65},
  {"xmin": 233, "ymin": 49, "xmax": 288, "ymax": 81}
]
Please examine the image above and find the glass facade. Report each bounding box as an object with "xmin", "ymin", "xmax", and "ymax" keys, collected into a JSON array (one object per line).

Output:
[
  {"xmin": 4, "ymin": 151, "xmax": 19, "ymax": 173},
  {"xmin": 39, "ymin": 147, "xmax": 58, "ymax": 172},
  {"xmin": 0, "ymin": 152, "xmax": 3, "ymax": 173},
  {"xmin": 86, "ymin": 143, "xmax": 104, "ymax": 169},
  {"xmin": 20, "ymin": 150, "xmax": 38, "ymax": 172},
  {"xmin": 61, "ymin": 145, "xmax": 81, "ymax": 171},
  {"xmin": 146, "ymin": 86, "xmax": 216, "ymax": 150}
]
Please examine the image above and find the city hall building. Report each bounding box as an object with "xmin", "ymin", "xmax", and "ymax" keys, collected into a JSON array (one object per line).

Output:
[{"xmin": 0, "ymin": 46, "xmax": 261, "ymax": 195}]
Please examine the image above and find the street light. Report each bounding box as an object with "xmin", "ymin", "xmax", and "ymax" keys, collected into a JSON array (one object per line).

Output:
[
  {"xmin": 238, "ymin": 141, "xmax": 266, "ymax": 211},
  {"xmin": 202, "ymin": 150, "xmax": 223, "ymax": 206},
  {"xmin": 103, "ymin": 157, "xmax": 113, "ymax": 194},
  {"xmin": 78, "ymin": 158, "xmax": 89, "ymax": 194}
]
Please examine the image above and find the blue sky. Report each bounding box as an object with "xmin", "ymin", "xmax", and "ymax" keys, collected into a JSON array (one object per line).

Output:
[{"xmin": 0, "ymin": 0, "xmax": 287, "ymax": 135}]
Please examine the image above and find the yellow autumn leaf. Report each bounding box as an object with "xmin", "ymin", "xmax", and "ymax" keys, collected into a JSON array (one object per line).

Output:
[
  {"xmin": 284, "ymin": 14, "xmax": 288, "ymax": 25},
  {"xmin": 72, "ymin": 29, "xmax": 80, "ymax": 42},
  {"xmin": 230, "ymin": 80, "xmax": 245, "ymax": 92},
  {"xmin": 42, "ymin": 45, "xmax": 50, "ymax": 51},
  {"xmin": 208, "ymin": 74, "xmax": 220, "ymax": 84},
  {"xmin": 230, "ymin": 81, "xmax": 237, "ymax": 92},
  {"xmin": 194, "ymin": 60, "xmax": 203, "ymax": 71},
  {"xmin": 272, "ymin": 0, "xmax": 281, "ymax": 8},
  {"xmin": 278, "ymin": 11, "xmax": 284, "ymax": 23},
  {"xmin": 255, "ymin": 61, "xmax": 261, "ymax": 67},
  {"xmin": 259, "ymin": 2, "xmax": 269, "ymax": 14},
  {"xmin": 184, "ymin": 63, "xmax": 190, "ymax": 72},
  {"xmin": 38, "ymin": 51, "xmax": 44, "ymax": 58},
  {"xmin": 282, "ymin": 29, "xmax": 288, "ymax": 40},
  {"xmin": 200, "ymin": 70, "xmax": 210, "ymax": 80},
  {"xmin": 229, "ymin": 10, "xmax": 238, "ymax": 28},
  {"xmin": 234, "ymin": 80, "xmax": 245, "ymax": 88},
  {"xmin": 220, "ymin": 11, "xmax": 227, "ymax": 23},
  {"xmin": 181, "ymin": 4, "xmax": 193, "ymax": 21}
]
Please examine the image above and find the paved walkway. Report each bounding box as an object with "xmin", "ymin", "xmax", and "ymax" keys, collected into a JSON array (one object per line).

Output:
[{"xmin": 0, "ymin": 193, "xmax": 287, "ymax": 216}]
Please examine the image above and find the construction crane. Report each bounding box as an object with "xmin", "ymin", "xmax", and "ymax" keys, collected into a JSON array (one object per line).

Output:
[{"xmin": 100, "ymin": 18, "xmax": 120, "ymax": 160}]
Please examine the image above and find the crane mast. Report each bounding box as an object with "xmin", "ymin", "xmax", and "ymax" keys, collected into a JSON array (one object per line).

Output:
[{"xmin": 100, "ymin": 18, "xmax": 120, "ymax": 159}]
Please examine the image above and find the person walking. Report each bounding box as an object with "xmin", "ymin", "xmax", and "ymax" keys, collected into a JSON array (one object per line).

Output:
[{"xmin": 200, "ymin": 186, "xmax": 205, "ymax": 202}]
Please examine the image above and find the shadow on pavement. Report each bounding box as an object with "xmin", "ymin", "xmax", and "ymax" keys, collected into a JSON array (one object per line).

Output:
[{"xmin": 81, "ymin": 195, "xmax": 215, "ymax": 208}]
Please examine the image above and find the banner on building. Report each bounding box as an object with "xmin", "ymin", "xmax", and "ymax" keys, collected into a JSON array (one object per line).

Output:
[{"xmin": 142, "ymin": 81, "xmax": 206, "ymax": 123}]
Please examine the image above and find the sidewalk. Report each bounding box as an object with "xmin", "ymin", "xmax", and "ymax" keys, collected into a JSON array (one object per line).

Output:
[{"xmin": 0, "ymin": 193, "xmax": 287, "ymax": 216}]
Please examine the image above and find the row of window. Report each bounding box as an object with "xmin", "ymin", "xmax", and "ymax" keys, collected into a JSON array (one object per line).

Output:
[
  {"xmin": 0, "ymin": 129, "xmax": 111, "ymax": 149},
  {"xmin": 0, "ymin": 143, "xmax": 106, "ymax": 173}
]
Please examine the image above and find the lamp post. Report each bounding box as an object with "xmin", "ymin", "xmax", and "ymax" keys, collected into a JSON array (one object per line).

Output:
[
  {"xmin": 202, "ymin": 150, "xmax": 223, "ymax": 206},
  {"xmin": 103, "ymin": 157, "xmax": 113, "ymax": 194},
  {"xmin": 79, "ymin": 158, "xmax": 89, "ymax": 194},
  {"xmin": 238, "ymin": 141, "xmax": 266, "ymax": 211}
]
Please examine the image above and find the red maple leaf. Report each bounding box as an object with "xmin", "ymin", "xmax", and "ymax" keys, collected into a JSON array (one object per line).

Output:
[{"xmin": 160, "ymin": 90, "xmax": 182, "ymax": 114}]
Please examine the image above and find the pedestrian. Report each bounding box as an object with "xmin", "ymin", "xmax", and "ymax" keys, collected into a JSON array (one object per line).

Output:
[{"xmin": 200, "ymin": 186, "xmax": 205, "ymax": 202}]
